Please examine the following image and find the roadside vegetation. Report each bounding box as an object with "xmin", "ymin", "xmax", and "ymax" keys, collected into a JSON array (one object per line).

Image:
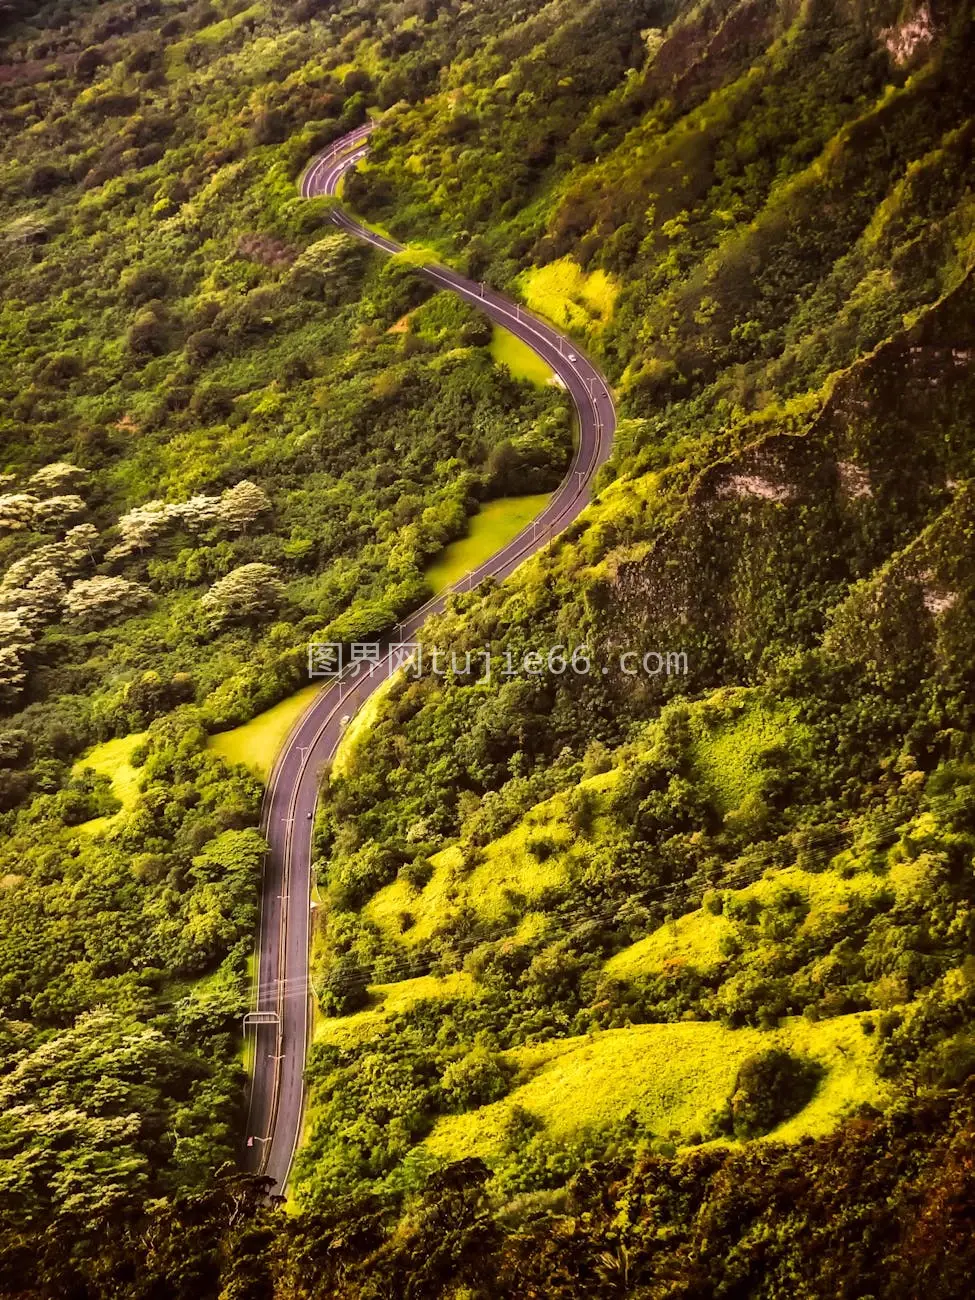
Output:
[
  {"xmin": 0, "ymin": 0, "xmax": 569, "ymax": 1246},
  {"xmin": 1, "ymin": 0, "xmax": 974, "ymax": 1296}
]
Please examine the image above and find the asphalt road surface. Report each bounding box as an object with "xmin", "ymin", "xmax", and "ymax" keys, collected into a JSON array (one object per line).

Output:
[{"xmin": 243, "ymin": 121, "xmax": 617, "ymax": 1195}]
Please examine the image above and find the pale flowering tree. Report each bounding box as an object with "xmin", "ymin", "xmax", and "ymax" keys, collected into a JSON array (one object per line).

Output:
[
  {"xmin": 107, "ymin": 481, "xmax": 269, "ymax": 558},
  {"xmin": 0, "ymin": 609, "xmax": 33, "ymax": 697},
  {"xmin": 62, "ymin": 523, "xmax": 99, "ymax": 568},
  {"xmin": 1, "ymin": 525, "xmax": 98, "ymax": 590},
  {"xmin": 0, "ymin": 494, "xmax": 38, "ymax": 532},
  {"xmin": 0, "ymin": 569, "xmax": 66, "ymax": 627},
  {"xmin": 110, "ymin": 500, "xmax": 180, "ymax": 557},
  {"xmin": 32, "ymin": 494, "xmax": 88, "ymax": 531},
  {"xmin": 2, "ymin": 544, "xmax": 65, "ymax": 591},
  {"xmin": 27, "ymin": 462, "xmax": 91, "ymax": 496},
  {"xmin": 200, "ymin": 563, "xmax": 283, "ymax": 628},
  {"xmin": 63, "ymin": 576, "xmax": 153, "ymax": 628},
  {"xmin": 214, "ymin": 480, "xmax": 272, "ymax": 533},
  {"xmin": 177, "ymin": 494, "xmax": 222, "ymax": 529}
]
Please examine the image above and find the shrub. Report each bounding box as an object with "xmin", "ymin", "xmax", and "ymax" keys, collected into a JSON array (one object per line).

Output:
[
  {"xmin": 319, "ymin": 954, "xmax": 371, "ymax": 1017},
  {"xmin": 703, "ymin": 889, "xmax": 724, "ymax": 915},
  {"xmin": 440, "ymin": 1046, "xmax": 514, "ymax": 1111},
  {"xmin": 526, "ymin": 833, "xmax": 558, "ymax": 861},
  {"xmin": 400, "ymin": 856, "xmax": 434, "ymax": 892},
  {"xmin": 723, "ymin": 1049, "xmax": 822, "ymax": 1138}
]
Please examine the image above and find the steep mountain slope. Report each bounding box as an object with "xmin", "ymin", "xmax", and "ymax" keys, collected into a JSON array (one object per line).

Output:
[
  {"xmin": 1, "ymin": 0, "xmax": 974, "ymax": 1295},
  {"xmin": 294, "ymin": 0, "xmax": 975, "ymax": 1278}
]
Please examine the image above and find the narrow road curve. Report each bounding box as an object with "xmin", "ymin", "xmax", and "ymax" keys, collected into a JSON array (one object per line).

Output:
[{"xmin": 243, "ymin": 121, "xmax": 617, "ymax": 1195}]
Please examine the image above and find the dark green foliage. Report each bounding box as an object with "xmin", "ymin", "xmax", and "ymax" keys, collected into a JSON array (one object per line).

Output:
[
  {"xmin": 3, "ymin": 0, "xmax": 975, "ymax": 1293},
  {"xmin": 440, "ymin": 1046, "xmax": 515, "ymax": 1111},
  {"xmin": 4, "ymin": 1083, "xmax": 975, "ymax": 1297},
  {"xmin": 319, "ymin": 954, "xmax": 371, "ymax": 1017},
  {"xmin": 720, "ymin": 1047, "xmax": 823, "ymax": 1138}
]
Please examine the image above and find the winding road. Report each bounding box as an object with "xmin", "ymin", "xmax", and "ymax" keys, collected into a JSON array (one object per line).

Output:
[{"xmin": 243, "ymin": 121, "xmax": 617, "ymax": 1195}]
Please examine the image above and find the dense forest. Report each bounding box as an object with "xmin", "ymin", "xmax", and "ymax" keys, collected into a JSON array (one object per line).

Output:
[{"xmin": 1, "ymin": 0, "xmax": 974, "ymax": 1295}]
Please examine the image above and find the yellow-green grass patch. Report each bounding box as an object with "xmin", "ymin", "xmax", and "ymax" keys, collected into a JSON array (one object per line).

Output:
[
  {"xmin": 743, "ymin": 864, "xmax": 896, "ymax": 924},
  {"xmin": 516, "ymin": 257, "xmax": 620, "ymax": 333},
  {"xmin": 489, "ymin": 325, "xmax": 555, "ymax": 387},
  {"xmin": 424, "ymin": 494, "xmax": 551, "ymax": 595},
  {"xmin": 208, "ymin": 684, "xmax": 321, "ymax": 777},
  {"xmin": 606, "ymin": 909, "xmax": 733, "ymax": 980},
  {"xmin": 330, "ymin": 672, "xmax": 400, "ymax": 778},
  {"xmin": 598, "ymin": 470, "xmax": 660, "ymax": 511},
  {"xmin": 73, "ymin": 731, "xmax": 148, "ymax": 835},
  {"xmin": 365, "ymin": 770, "xmax": 620, "ymax": 945},
  {"xmin": 606, "ymin": 863, "xmax": 902, "ymax": 982},
  {"xmin": 691, "ymin": 694, "xmax": 801, "ymax": 815},
  {"xmin": 241, "ymin": 950, "xmax": 257, "ymax": 1073},
  {"xmin": 425, "ymin": 1013, "xmax": 885, "ymax": 1163},
  {"xmin": 165, "ymin": 3, "xmax": 266, "ymax": 74},
  {"xmin": 314, "ymin": 972, "xmax": 474, "ymax": 1048},
  {"xmin": 367, "ymin": 813, "xmax": 569, "ymax": 945},
  {"xmin": 196, "ymin": 3, "xmax": 266, "ymax": 42}
]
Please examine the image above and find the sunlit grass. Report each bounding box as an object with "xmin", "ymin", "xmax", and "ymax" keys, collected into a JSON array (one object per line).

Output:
[
  {"xmin": 314, "ymin": 972, "xmax": 474, "ymax": 1048},
  {"xmin": 196, "ymin": 4, "xmax": 266, "ymax": 43},
  {"xmin": 606, "ymin": 864, "xmax": 900, "ymax": 981},
  {"xmin": 240, "ymin": 950, "xmax": 257, "ymax": 1073},
  {"xmin": 489, "ymin": 325, "xmax": 555, "ymax": 387},
  {"xmin": 425, "ymin": 1013, "xmax": 886, "ymax": 1162},
  {"xmin": 165, "ymin": 3, "xmax": 267, "ymax": 75},
  {"xmin": 424, "ymin": 494, "xmax": 551, "ymax": 595},
  {"xmin": 331, "ymin": 672, "xmax": 399, "ymax": 778},
  {"xmin": 73, "ymin": 731, "xmax": 147, "ymax": 835},
  {"xmin": 208, "ymin": 684, "xmax": 322, "ymax": 777},
  {"xmin": 365, "ymin": 770, "xmax": 618, "ymax": 944},
  {"xmin": 691, "ymin": 693, "xmax": 796, "ymax": 814},
  {"xmin": 606, "ymin": 908, "xmax": 734, "ymax": 979}
]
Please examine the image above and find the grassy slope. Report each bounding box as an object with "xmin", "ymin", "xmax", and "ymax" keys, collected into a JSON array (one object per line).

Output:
[
  {"xmin": 488, "ymin": 325, "xmax": 556, "ymax": 387},
  {"xmin": 314, "ymin": 972, "xmax": 474, "ymax": 1048},
  {"xmin": 426, "ymin": 1013, "xmax": 886, "ymax": 1162},
  {"xmin": 344, "ymin": 682, "xmax": 894, "ymax": 1169},
  {"xmin": 73, "ymin": 731, "xmax": 148, "ymax": 835},
  {"xmin": 363, "ymin": 688, "xmax": 813, "ymax": 946},
  {"xmin": 515, "ymin": 257, "xmax": 620, "ymax": 335},
  {"xmin": 207, "ymin": 684, "xmax": 322, "ymax": 776},
  {"xmin": 606, "ymin": 908, "xmax": 734, "ymax": 979},
  {"xmin": 606, "ymin": 860, "xmax": 923, "ymax": 981},
  {"xmin": 330, "ymin": 671, "xmax": 401, "ymax": 779},
  {"xmin": 691, "ymin": 690, "xmax": 810, "ymax": 814},
  {"xmin": 424, "ymin": 493, "xmax": 552, "ymax": 595},
  {"xmin": 365, "ymin": 769, "xmax": 619, "ymax": 943}
]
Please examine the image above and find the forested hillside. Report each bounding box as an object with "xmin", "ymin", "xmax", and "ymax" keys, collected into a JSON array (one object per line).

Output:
[
  {"xmin": 2, "ymin": 0, "xmax": 975, "ymax": 1296},
  {"xmin": 0, "ymin": 0, "xmax": 570, "ymax": 1245}
]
